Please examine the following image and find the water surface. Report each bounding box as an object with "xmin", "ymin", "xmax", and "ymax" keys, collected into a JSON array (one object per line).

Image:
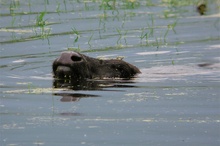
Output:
[{"xmin": 0, "ymin": 0, "xmax": 220, "ymax": 146}]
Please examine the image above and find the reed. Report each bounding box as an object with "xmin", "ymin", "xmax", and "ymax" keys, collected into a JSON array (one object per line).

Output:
[
  {"xmin": 164, "ymin": 20, "xmax": 178, "ymax": 42},
  {"xmin": 71, "ymin": 27, "xmax": 80, "ymax": 44},
  {"xmin": 88, "ymin": 33, "xmax": 94, "ymax": 48},
  {"xmin": 140, "ymin": 14, "xmax": 155, "ymax": 46},
  {"xmin": 9, "ymin": 0, "xmax": 20, "ymax": 14},
  {"xmin": 116, "ymin": 28, "xmax": 128, "ymax": 45}
]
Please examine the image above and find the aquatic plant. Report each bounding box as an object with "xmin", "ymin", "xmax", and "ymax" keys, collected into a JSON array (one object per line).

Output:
[
  {"xmin": 11, "ymin": 16, "xmax": 16, "ymax": 27},
  {"xmin": 63, "ymin": 0, "xmax": 67, "ymax": 12},
  {"xmin": 36, "ymin": 12, "xmax": 46, "ymax": 27},
  {"xmin": 88, "ymin": 33, "xmax": 94, "ymax": 48},
  {"xmin": 71, "ymin": 27, "xmax": 80, "ymax": 44},
  {"xmin": 2, "ymin": 0, "xmax": 218, "ymax": 53},
  {"xmin": 84, "ymin": 2, "xmax": 90, "ymax": 11},
  {"xmin": 162, "ymin": 0, "xmax": 199, "ymax": 7},
  {"xmin": 56, "ymin": 2, "xmax": 61, "ymax": 15},
  {"xmin": 98, "ymin": 16, "xmax": 106, "ymax": 38},
  {"xmin": 155, "ymin": 37, "xmax": 162, "ymax": 48},
  {"xmin": 34, "ymin": 11, "xmax": 51, "ymax": 44},
  {"xmin": 162, "ymin": 0, "xmax": 201, "ymax": 18},
  {"xmin": 164, "ymin": 20, "xmax": 178, "ymax": 42},
  {"xmin": 28, "ymin": 0, "xmax": 32, "ymax": 12},
  {"xmin": 145, "ymin": 0, "xmax": 155, "ymax": 6},
  {"xmin": 123, "ymin": 0, "xmax": 140, "ymax": 9},
  {"xmin": 99, "ymin": 0, "xmax": 116, "ymax": 10},
  {"xmin": 55, "ymin": 0, "xmax": 68, "ymax": 13},
  {"xmin": 44, "ymin": 0, "xmax": 49, "ymax": 11},
  {"xmin": 116, "ymin": 28, "xmax": 128, "ymax": 45},
  {"xmin": 27, "ymin": 82, "xmax": 33, "ymax": 94},
  {"xmin": 140, "ymin": 29, "xmax": 149, "ymax": 46},
  {"xmin": 9, "ymin": 0, "xmax": 20, "ymax": 14},
  {"xmin": 68, "ymin": 46, "xmax": 81, "ymax": 52},
  {"xmin": 140, "ymin": 14, "xmax": 155, "ymax": 45}
]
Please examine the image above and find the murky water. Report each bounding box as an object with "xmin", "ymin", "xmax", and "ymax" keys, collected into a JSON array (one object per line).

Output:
[{"xmin": 1, "ymin": 0, "xmax": 220, "ymax": 146}]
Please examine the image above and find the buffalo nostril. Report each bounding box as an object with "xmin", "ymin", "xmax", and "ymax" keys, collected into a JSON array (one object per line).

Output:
[{"xmin": 71, "ymin": 55, "xmax": 82, "ymax": 62}]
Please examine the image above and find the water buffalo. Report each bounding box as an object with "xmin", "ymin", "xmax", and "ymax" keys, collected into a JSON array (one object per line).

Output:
[{"xmin": 53, "ymin": 51, "xmax": 141, "ymax": 81}]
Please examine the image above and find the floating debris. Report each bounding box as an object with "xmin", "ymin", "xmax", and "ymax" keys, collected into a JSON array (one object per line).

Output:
[{"xmin": 197, "ymin": 3, "xmax": 207, "ymax": 15}]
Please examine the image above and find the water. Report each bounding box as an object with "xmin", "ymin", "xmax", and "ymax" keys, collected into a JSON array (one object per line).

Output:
[{"xmin": 0, "ymin": 0, "xmax": 220, "ymax": 146}]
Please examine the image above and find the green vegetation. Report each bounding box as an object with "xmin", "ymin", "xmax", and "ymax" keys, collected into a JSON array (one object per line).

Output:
[
  {"xmin": 9, "ymin": 0, "xmax": 20, "ymax": 14},
  {"xmin": 88, "ymin": 33, "xmax": 94, "ymax": 48},
  {"xmin": 33, "ymin": 11, "xmax": 51, "ymax": 44},
  {"xmin": 56, "ymin": 2, "xmax": 61, "ymax": 15},
  {"xmin": 99, "ymin": 0, "xmax": 116, "ymax": 10},
  {"xmin": 140, "ymin": 14, "xmax": 155, "ymax": 46},
  {"xmin": 71, "ymin": 27, "xmax": 80, "ymax": 44},
  {"xmin": 68, "ymin": 47, "xmax": 81, "ymax": 52},
  {"xmin": 1, "ymin": 0, "xmax": 219, "ymax": 52},
  {"xmin": 116, "ymin": 28, "xmax": 128, "ymax": 45},
  {"xmin": 164, "ymin": 20, "xmax": 178, "ymax": 42},
  {"xmin": 162, "ymin": 0, "xmax": 200, "ymax": 7},
  {"xmin": 28, "ymin": 82, "xmax": 33, "ymax": 93},
  {"xmin": 11, "ymin": 16, "xmax": 16, "ymax": 27},
  {"xmin": 123, "ymin": 0, "xmax": 140, "ymax": 9},
  {"xmin": 36, "ymin": 12, "xmax": 47, "ymax": 27}
]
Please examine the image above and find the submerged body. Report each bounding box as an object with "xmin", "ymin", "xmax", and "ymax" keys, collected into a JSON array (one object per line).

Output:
[{"xmin": 53, "ymin": 51, "xmax": 141, "ymax": 80}]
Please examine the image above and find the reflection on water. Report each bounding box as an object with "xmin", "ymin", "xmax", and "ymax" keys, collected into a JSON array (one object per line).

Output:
[
  {"xmin": 53, "ymin": 78, "xmax": 137, "ymax": 90},
  {"xmin": 59, "ymin": 112, "xmax": 82, "ymax": 116},
  {"xmin": 53, "ymin": 78, "xmax": 139, "ymax": 102},
  {"xmin": 54, "ymin": 93, "xmax": 99, "ymax": 102}
]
